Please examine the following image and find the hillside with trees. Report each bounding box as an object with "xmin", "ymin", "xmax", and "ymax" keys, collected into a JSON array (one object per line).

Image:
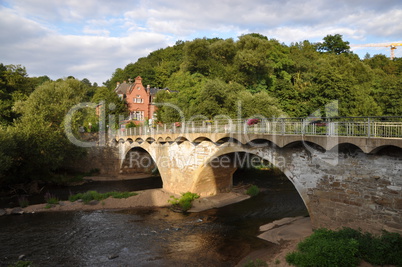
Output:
[
  {"xmin": 1, "ymin": 33, "xmax": 401, "ymax": 186},
  {"xmin": 106, "ymin": 33, "xmax": 402, "ymax": 121}
]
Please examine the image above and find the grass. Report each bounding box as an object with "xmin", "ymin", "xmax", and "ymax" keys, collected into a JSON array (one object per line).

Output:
[
  {"xmin": 168, "ymin": 192, "xmax": 200, "ymax": 212},
  {"xmin": 44, "ymin": 192, "xmax": 59, "ymax": 205},
  {"xmin": 18, "ymin": 195, "xmax": 29, "ymax": 208},
  {"xmin": 286, "ymin": 227, "xmax": 402, "ymax": 267},
  {"xmin": 69, "ymin": 190, "xmax": 137, "ymax": 204}
]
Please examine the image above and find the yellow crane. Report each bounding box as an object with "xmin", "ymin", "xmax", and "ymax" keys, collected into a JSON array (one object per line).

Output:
[{"xmin": 350, "ymin": 42, "xmax": 402, "ymax": 60}]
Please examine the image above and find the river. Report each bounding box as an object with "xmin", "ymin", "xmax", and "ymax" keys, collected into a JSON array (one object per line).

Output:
[{"xmin": 0, "ymin": 172, "xmax": 308, "ymax": 266}]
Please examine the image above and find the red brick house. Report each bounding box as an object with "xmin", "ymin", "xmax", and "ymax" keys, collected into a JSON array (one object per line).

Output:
[{"xmin": 114, "ymin": 76, "xmax": 173, "ymax": 123}]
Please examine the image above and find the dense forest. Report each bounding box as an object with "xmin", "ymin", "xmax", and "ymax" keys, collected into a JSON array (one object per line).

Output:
[
  {"xmin": 1, "ymin": 33, "xmax": 401, "ymax": 186},
  {"xmin": 107, "ymin": 33, "xmax": 402, "ymax": 121}
]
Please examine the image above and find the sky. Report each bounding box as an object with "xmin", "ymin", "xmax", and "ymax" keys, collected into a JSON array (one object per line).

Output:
[{"xmin": 1, "ymin": 0, "xmax": 402, "ymax": 85}]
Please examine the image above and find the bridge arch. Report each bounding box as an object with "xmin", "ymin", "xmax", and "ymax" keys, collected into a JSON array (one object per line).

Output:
[
  {"xmin": 120, "ymin": 146, "xmax": 158, "ymax": 178},
  {"xmin": 369, "ymin": 145, "xmax": 402, "ymax": 155},
  {"xmin": 189, "ymin": 142, "xmax": 311, "ymax": 210}
]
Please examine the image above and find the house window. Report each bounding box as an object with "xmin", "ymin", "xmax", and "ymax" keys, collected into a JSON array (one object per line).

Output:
[
  {"xmin": 133, "ymin": 98, "xmax": 144, "ymax": 103},
  {"xmin": 131, "ymin": 111, "xmax": 144, "ymax": 120}
]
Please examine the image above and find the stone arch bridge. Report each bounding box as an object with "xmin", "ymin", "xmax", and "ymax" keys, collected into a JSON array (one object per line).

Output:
[{"xmin": 114, "ymin": 118, "xmax": 402, "ymax": 233}]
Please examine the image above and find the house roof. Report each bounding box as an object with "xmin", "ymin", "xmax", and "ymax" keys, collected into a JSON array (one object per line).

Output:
[
  {"xmin": 114, "ymin": 82, "xmax": 133, "ymax": 95},
  {"xmin": 114, "ymin": 79, "xmax": 178, "ymax": 96}
]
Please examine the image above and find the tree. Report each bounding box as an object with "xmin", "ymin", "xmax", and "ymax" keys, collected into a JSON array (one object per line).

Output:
[
  {"xmin": 0, "ymin": 128, "xmax": 16, "ymax": 183},
  {"xmin": 0, "ymin": 64, "xmax": 36, "ymax": 126},
  {"xmin": 317, "ymin": 34, "xmax": 350, "ymax": 55},
  {"xmin": 182, "ymin": 38, "xmax": 213, "ymax": 76},
  {"xmin": 6, "ymin": 78, "xmax": 89, "ymax": 181},
  {"xmin": 91, "ymin": 86, "xmax": 127, "ymax": 128}
]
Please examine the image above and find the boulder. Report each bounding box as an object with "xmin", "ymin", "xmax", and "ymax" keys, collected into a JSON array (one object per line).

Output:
[
  {"xmin": 11, "ymin": 207, "xmax": 24, "ymax": 215},
  {"xmin": 0, "ymin": 209, "xmax": 6, "ymax": 216}
]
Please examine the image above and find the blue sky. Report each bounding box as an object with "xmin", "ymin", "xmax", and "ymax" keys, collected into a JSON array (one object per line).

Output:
[{"xmin": 1, "ymin": 0, "xmax": 402, "ymax": 84}]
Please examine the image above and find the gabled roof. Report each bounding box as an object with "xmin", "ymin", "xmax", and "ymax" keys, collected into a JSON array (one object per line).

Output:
[
  {"xmin": 115, "ymin": 82, "xmax": 133, "ymax": 95},
  {"xmin": 114, "ymin": 78, "xmax": 178, "ymax": 96}
]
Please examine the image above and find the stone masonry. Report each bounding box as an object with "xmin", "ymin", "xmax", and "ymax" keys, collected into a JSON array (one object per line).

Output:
[{"xmin": 119, "ymin": 138, "xmax": 402, "ymax": 234}]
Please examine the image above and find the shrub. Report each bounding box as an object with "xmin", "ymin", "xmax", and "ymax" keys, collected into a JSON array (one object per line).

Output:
[
  {"xmin": 357, "ymin": 230, "xmax": 402, "ymax": 266},
  {"xmin": 286, "ymin": 228, "xmax": 402, "ymax": 267},
  {"xmin": 126, "ymin": 122, "xmax": 136, "ymax": 128},
  {"xmin": 246, "ymin": 185, "xmax": 260, "ymax": 197},
  {"xmin": 285, "ymin": 228, "xmax": 360, "ymax": 267},
  {"xmin": 44, "ymin": 192, "xmax": 59, "ymax": 205},
  {"xmin": 18, "ymin": 195, "xmax": 29, "ymax": 208},
  {"xmin": 169, "ymin": 192, "xmax": 200, "ymax": 212}
]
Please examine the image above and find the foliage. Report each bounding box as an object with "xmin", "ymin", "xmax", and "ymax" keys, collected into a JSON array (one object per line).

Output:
[
  {"xmin": 90, "ymin": 85, "xmax": 127, "ymax": 129},
  {"xmin": 334, "ymin": 227, "xmax": 402, "ymax": 266},
  {"xmin": 126, "ymin": 121, "xmax": 137, "ymax": 128},
  {"xmin": 0, "ymin": 78, "xmax": 91, "ymax": 185},
  {"xmin": 286, "ymin": 227, "xmax": 402, "ymax": 267},
  {"xmin": 168, "ymin": 192, "xmax": 200, "ymax": 212},
  {"xmin": 69, "ymin": 190, "xmax": 137, "ymax": 204},
  {"xmin": 107, "ymin": 33, "xmax": 402, "ymax": 120},
  {"xmin": 316, "ymin": 34, "xmax": 350, "ymax": 54},
  {"xmin": 286, "ymin": 228, "xmax": 360, "ymax": 267},
  {"xmin": 246, "ymin": 185, "xmax": 260, "ymax": 196},
  {"xmin": 18, "ymin": 195, "xmax": 29, "ymax": 208},
  {"xmin": 44, "ymin": 192, "xmax": 59, "ymax": 205}
]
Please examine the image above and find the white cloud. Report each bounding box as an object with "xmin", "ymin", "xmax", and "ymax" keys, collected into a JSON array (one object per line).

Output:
[{"xmin": 1, "ymin": 0, "xmax": 402, "ymax": 84}]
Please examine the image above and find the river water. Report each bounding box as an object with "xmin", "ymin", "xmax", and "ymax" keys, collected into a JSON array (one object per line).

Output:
[{"xmin": 0, "ymin": 173, "xmax": 308, "ymax": 266}]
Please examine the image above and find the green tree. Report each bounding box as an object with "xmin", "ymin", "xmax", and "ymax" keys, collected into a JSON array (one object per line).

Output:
[
  {"xmin": 317, "ymin": 34, "xmax": 350, "ymax": 55},
  {"xmin": 0, "ymin": 64, "xmax": 36, "ymax": 126},
  {"xmin": 5, "ymin": 78, "xmax": 89, "ymax": 182},
  {"xmin": 0, "ymin": 128, "xmax": 16, "ymax": 183},
  {"xmin": 91, "ymin": 86, "xmax": 128, "ymax": 128},
  {"xmin": 182, "ymin": 38, "xmax": 213, "ymax": 76}
]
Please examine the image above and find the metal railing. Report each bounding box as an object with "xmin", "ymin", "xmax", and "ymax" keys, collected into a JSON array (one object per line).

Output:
[{"xmin": 116, "ymin": 117, "xmax": 402, "ymax": 139}]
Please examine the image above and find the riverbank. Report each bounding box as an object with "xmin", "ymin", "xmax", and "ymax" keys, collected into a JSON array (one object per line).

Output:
[
  {"xmin": 2, "ymin": 188, "xmax": 173, "ymax": 214},
  {"xmin": 1, "ymin": 188, "xmax": 252, "ymax": 215},
  {"xmin": 236, "ymin": 216, "xmax": 313, "ymax": 267},
  {"xmin": 1, "ymin": 188, "xmax": 314, "ymax": 266}
]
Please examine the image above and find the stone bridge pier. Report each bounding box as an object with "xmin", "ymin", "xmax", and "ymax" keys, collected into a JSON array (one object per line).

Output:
[{"xmin": 118, "ymin": 138, "xmax": 402, "ymax": 234}]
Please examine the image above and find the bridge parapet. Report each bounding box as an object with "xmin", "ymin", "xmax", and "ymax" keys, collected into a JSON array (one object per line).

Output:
[
  {"xmin": 115, "ymin": 117, "xmax": 402, "ymax": 153},
  {"xmin": 117, "ymin": 117, "xmax": 402, "ymax": 139}
]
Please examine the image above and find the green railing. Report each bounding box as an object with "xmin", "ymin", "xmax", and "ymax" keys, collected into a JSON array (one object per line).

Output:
[{"xmin": 117, "ymin": 117, "xmax": 402, "ymax": 138}]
